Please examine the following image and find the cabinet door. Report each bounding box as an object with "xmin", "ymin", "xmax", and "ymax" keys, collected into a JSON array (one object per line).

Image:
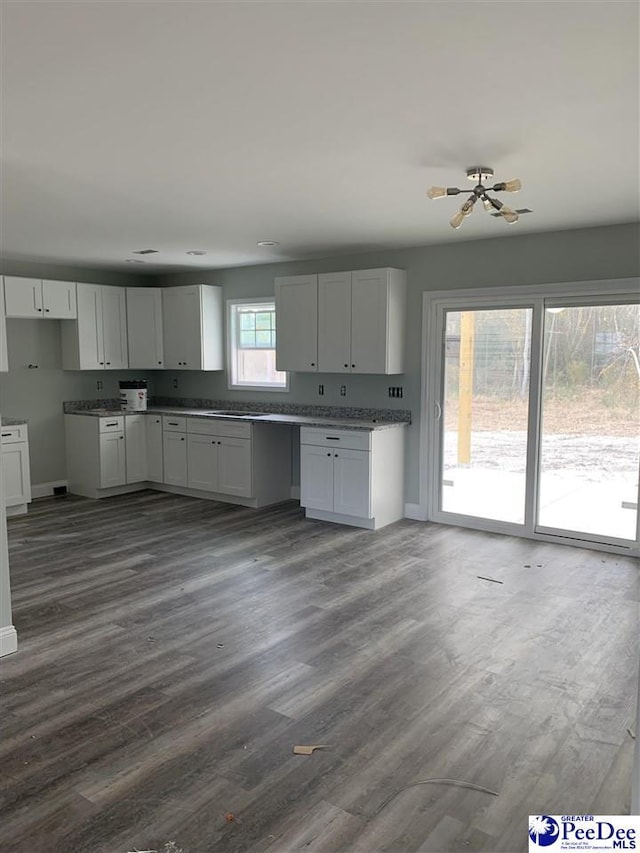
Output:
[
  {"xmin": 75, "ymin": 283, "xmax": 105, "ymax": 369},
  {"xmin": 99, "ymin": 431, "xmax": 126, "ymax": 488},
  {"xmin": 146, "ymin": 416, "xmax": 163, "ymax": 483},
  {"xmin": 127, "ymin": 287, "xmax": 164, "ymax": 368},
  {"xmin": 187, "ymin": 433, "xmax": 218, "ymax": 491},
  {"xmin": 42, "ymin": 280, "xmax": 77, "ymax": 318},
  {"xmin": 163, "ymin": 287, "xmax": 202, "ymax": 369},
  {"xmin": 350, "ymin": 269, "xmax": 390, "ymax": 374},
  {"xmin": 0, "ymin": 279, "xmax": 7, "ymax": 372},
  {"xmin": 300, "ymin": 444, "xmax": 334, "ymax": 511},
  {"xmin": 274, "ymin": 275, "xmax": 318, "ymax": 372},
  {"xmin": 163, "ymin": 431, "xmax": 187, "ymax": 486},
  {"xmin": 1, "ymin": 443, "xmax": 31, "ymax": 506},
  {"xmin": 318, "ymin": 272, "xmax": 352, "ymax": 373},
  {"xmin": 218, "ymin": 437, "xmax": 252, "ymax": 497},
  {"xmin": 4, "ymin": 276, "xmax": 43, "ymax": 317},
  {"xmin": 125, "ymin": 415, "xmax": 147, "ymax": 483},
  {"xmin": 101, "ymin": 286, "xmax": 128, "ymax": 369},
  {"xmin": 332, "ymin": 448, "xmax": 371, "ymax": 518}
]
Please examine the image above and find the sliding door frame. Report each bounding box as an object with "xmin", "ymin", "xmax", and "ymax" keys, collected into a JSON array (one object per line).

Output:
[{"xmin": 420, "ymin": 278, "xmax": 639, "ymax": 555}]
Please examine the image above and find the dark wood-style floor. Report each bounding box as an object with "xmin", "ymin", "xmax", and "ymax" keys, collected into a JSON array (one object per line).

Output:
[{"xmin": 1, "ymin": 491, "xmax": 638, "ymax": 853}]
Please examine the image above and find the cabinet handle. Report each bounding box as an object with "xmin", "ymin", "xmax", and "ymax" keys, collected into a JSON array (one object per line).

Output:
[
  {"xmin": 158, "ymin": 361, "xmax": 162, "ymax": 365},
  {"xmin": 106, "ymin": 362, "xmax": 111, "ymax": 366},
  {"xmin": 334, "ymin": 454, "xmax": 338, "ymax": 457},
  {"xmin": 344, "ymin": 363, "xmax": 348, "ymax": 368},
  {"xmin": 325, "ymin": 436, "xmax": 340, "ymax": 441},
  {"xmin": 99, "ymin": 362, "xmax": 104, "ymax": 365},
  {"xmin": 37, "ymin": 307, "xmax": 42, "ymax": 312},
  {"xmin": 311, "ymin": 362, "xmax": 315, "ymax": 367},
  {"xmin": 2, "ymin": 433, "xmax": 11, "ymax": 438},
  {"xmin": 106, "ymin": 422, "xmax": 118, "ymax": 426},
  {"xmin": 181, "ymin": 437, "xmax": 185, "ymax": 441},
  {"xmin": 351, "ymin": 364, "xmax": 355, "ymax": 368},
  {"xmin": 119, "ymin": 436, "xmax": 124, "ymax": 440},
  {"xmin": 326, "ymin": 452, "xmax": 331, "ymax": 457},
  {"xmin": 45, "ymin": 308, "xmax": 50, "ymax": 313},
  {"xmin": 217, "ymin": 441, "xmax": 221, "ymax": 445}
]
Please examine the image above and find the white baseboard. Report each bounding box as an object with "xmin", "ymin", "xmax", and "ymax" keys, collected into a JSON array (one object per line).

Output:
[
  {"xmin": 404, "ymin": 502, "xmax": 428, "ymax": 521},
  {"xmin": 31, "ymin": 480, "xmax": 68, "ymax": 499},
  {"xmin": 290, "ymin": 485, "xmax": 300, "ymax": 500},
  {"xmin": 0, "ymin": 625, "xmax": 18, "ymax": 657}
]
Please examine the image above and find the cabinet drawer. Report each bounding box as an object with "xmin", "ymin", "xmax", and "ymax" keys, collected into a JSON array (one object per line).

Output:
[
  {"xmin": 1, "ymin": 424, "xmax": 27, "ymax": 444},
  {"xmin": 187, "ymin": 417, "xmax": 251, "ymax": 439},
  {"xmin": 163, "ymin": 416, "xmax": 187, "ymax": 432},
  {"xmin": 99, "ymin": 416, "xmax": 124, "ymax": 433},
  {"xmin": 300, "ymin": 427, "xmax": 371, "ymax": 452}
]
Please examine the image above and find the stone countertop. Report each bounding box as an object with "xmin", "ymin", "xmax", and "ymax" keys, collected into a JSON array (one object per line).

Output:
[
  {"xmin": 1, "ymin": 417, "xmax": 27, "ymax": 426},
  {"xmin": 65, "ymin": 406, "xmax": 408, "ymax": 431}
]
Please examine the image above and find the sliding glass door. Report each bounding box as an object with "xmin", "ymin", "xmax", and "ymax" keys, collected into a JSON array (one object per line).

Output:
[
  {"xmin": 440, "ymin": 308, "xmax": 532, "ymax": 525},
  {"xmin": 429, "ymin": 289, "xmax": 639, "ymax": 551},
  {"xmin": 537, "ymin": 303, "xmax": 639, "ymax": 542}
]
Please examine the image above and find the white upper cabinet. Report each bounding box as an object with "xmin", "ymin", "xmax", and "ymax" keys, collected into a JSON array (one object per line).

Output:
[
  {"xmin": 350, "ymin": 268, "xmax": 406, "ymax": 374},
  {"xmin": 4, "ymin": 276, "xmax": 77, "ymax": 319},
  {"xmin": 126, "ymin": 287, "xmax": 164, "ymax": 369},
  {"xmin": 277, "ymin": 268, "xmax": 406, "ymax": 375},
  {"xmin": 0, "ymin": 278, "xmax": 7, "ymax": 372},
  {"xmin": 162, "ymin": 285, "xmax": 223, "ymax": 370},
  {"xmin": 61, "ymin": 283, "xmax": 128, "ymax": 370},
  {"xmin": 274, "ymin": 275, "xmax": 318, "ymax": 372},
  {"xmin": 318, "ymin": 271, "xmax": 352, "ymax": 373}
]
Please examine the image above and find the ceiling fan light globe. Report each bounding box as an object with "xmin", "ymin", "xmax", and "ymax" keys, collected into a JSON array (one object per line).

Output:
[
  {"xmin": 503, "ymin": 179, "xmax": 522, "ymax": 192},
  {"xmin": 450, "ymin": 210, "xmax": 465, "ymax": 229},
  {"xmin": 501, "ymin": 206, "xmax": 519, "ymax": 223},
  {"xmin": 427, "ymin": 186, "xmax": 447, "ymax": 199}
]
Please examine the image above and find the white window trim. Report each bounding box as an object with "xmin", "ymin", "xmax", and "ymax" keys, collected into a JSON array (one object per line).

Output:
[{"xmin": 226, "ymin": 297, "xmax": 289, "ymax": 392}]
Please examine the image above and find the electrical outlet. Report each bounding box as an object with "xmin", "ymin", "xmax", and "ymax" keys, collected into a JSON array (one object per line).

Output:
[
  {"xmin": 339, "ymin": 384, "xmax": 347, "ymax": 396},
  {"xmin": 96, "ymin": 380, "xmax": 103, "ymax": 391},
  {"xmin": 388, "ymin": 386, "xmax": 403, "ymax": 398},
  {"xmin": 318, "ymin": 383, "xmax": 324, "ymax": 396},
  {"xmin": 172, "ymin": 378, "xmax": 178, "ymax": 389}
]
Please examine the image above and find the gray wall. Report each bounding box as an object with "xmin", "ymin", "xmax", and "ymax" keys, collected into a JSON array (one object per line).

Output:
[
  {"xmin": 1, "ymin": 223, "xmax": 638, "ymax": 496},
  {"xmin": 153, "ymin": 223, "xmax": 640, "ymax": 504}
]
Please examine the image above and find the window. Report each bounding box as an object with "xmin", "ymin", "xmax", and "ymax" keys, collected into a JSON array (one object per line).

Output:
[{"xmin": 227, "ymin": 299, "xmax": 288, "ymax": 391}]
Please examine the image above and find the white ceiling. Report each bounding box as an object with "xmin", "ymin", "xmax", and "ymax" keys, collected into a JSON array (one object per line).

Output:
[{"xmin": 2, "ymin": 1, "xmax": 639, "ymax": 273}]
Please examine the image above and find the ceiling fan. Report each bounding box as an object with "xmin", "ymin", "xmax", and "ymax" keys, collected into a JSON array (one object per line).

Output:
[{"xmin": 427, "ymin": 167, "xmax": 532, "ymax": 229}]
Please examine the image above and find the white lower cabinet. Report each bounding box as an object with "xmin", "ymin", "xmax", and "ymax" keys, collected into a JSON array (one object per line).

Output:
[
  {"xmin": 300, "ymin": 425, "xmax": 405, "ymax": 529},
  {"xmin": 1, "ymin": 424, "xmax": 31, "ymax": 515},
  {"xmin": 184, "ymin": 420, "xmax": 252, "ymax": 498},
  {"xmin": 145, "ymin": 416, "xmax": 163, "ymax": 483},
  {"xmin": 217, "ymin": 437, "xmax": 252, "ymax": 497},
  {"xmin": 186, "ymin": 432, "xmax": 218, "ymax": 492},
  {"xmin": 65, "ymin": 411, "xmax": 291, "ymax": 508},
  {"xmin": 125, "ymin": 415, "xmax": 147, "ymax": 484},
  {"xmin": 99, "ymin": 429, "xmax": 126, "ymax": 488},
  {"xmin": 163, "ymin": 428, "xmax": 188, "ymax": 487}
]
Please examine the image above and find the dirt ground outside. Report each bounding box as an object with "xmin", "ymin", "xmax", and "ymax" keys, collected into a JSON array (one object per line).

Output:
[{"xmin": 444, "ymin": 388, "xmax": 639, "ymax": 437}]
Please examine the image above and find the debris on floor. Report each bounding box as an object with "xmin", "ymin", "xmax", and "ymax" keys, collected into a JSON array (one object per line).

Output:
[
  {"xmin": 476, "ymin": 576, "xmax": 503, "ymax": 584},
  {"xmin": 293, "ymin": 744, "xmax": 331, "ymax": 755},
  {"xmin": 225, "ymin": 812, "xmax": 235, "ymax": 822},
  {"xmin": 627, "ymin": 727, "xmax": 636, "ymax": 739},
  {"xmin": 374, "ymin": 778, "xmax": 499, "ymax": 814}
]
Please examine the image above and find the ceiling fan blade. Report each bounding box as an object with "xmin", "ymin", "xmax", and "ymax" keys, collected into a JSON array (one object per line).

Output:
[{"xmin": 490, "ymin": 208, "xmax": 532, "ymax": 217}]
